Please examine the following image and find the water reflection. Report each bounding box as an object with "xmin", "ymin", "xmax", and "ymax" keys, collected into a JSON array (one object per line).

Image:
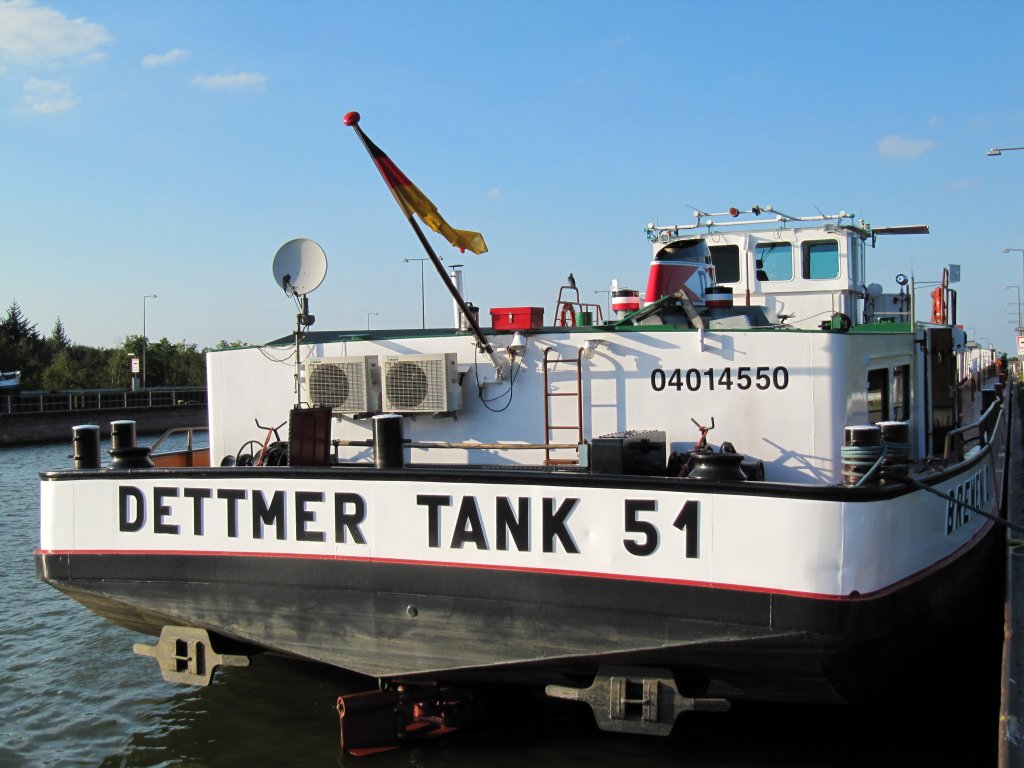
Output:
[
  {"xmin": 91, "ymin": 647, "xmax": 999, "ymax": 768},
  {"xmin": 96, "ymin": 656, "xmax": 351, "ymax": 767}
]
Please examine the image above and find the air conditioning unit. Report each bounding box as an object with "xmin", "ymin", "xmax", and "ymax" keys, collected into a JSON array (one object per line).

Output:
[
  {"xmin": 306, "ymin": 356, "xmax": 380, "ymax": 414},
  {"xmin": 381, "ymin": 353, "xmax": 461, "ymax": 413}
]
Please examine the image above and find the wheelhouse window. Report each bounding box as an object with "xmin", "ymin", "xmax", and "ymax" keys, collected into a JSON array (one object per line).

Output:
[
  {"xmin": 709, "ymin": 245, "xmax": 740, "ymax": 284},
  {"xmin": 867, "ymin": 368, "xmax": 889, "ymax": 423},
  {"xmin": 802, "ymin": 240, "xmax": 840, "ymax": 280},
  {"xmin": 891, "ymin": 364, "xmax": 910, "ymax": 421},
  {"xmin": 755, "ymin": 242, "xmax": 793, "ymax": 281}
]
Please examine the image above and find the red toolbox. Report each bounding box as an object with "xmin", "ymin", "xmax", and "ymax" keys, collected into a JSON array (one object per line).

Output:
[{"xmin": 490, "ymin": 306, "xmax": 544, "ymax": 331}]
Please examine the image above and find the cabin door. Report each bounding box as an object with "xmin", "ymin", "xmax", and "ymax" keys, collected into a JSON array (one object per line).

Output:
[{"xmin": 925, "ymin": 327, "xmax": 958, "ymax": 455}]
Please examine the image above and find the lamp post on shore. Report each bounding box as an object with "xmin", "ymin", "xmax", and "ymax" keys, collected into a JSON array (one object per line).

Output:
[
  {"xmin": 1004, "ymin": 249, "xmax": 1024, "ymax": 295},
  {"xmin": 989, "ymin": 155, "xmax": 1021, "ymax": 339},
  {"xmin": 367, "ymin": 311, "xmax": 378, "ymax": 330},
  {"xmin": 403, "ymin": 257, "xmax": 429, "ymax": 329},
  {"xmin": 1006, "ymin": 285, "xmax": 1022, "ymax": 329},
  {"xmin": 142, "ymin": 294, "xmax": 157, "ymax": 390}
]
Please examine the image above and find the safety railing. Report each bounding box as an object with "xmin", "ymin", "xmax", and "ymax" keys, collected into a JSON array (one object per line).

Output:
[
  {"xmin": 149, "ymin": 425, "xmax": 211, "ymax": 468},
  {"xmin": 0, "ymin": 387, "xmax": 207, "ymax": 415},
  {"xmin": 943, "ymin": 398, "xmax": 1004, "ymax": 461}
]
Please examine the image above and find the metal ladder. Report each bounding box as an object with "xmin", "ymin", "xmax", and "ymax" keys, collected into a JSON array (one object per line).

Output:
[{"xmin": 542, "ymin": 347, "xmax": 584, "ymax": 465}]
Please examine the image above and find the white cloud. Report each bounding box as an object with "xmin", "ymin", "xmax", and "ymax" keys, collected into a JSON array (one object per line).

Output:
[
  {"xmin": 941, "ymin": 179, "xmax": 982, "ymax": 193},
  {"xmin": 0, "ymin": 0, "xmax": 111, "ymax": 65},
  {"xmin": 22, "ymin": 77, "xmax": 75, "ymax": 113},
  {"xmin": 877, "ymin": 134, "xmax": 936, "ymax": 159},
  {"xmin": 191, "ymin": 72, "xmax": 267, "ymax": 91},
  {"xmin": 488, "ymin": 187, "xmax": 501, "ymax": 198},
  {"xmin": 142, "ymin": 48, "xmax": 189, "ymax": 68},
  {"xmin": 968, "ymin": 113, "xmax": 993, "ymax": 132}
]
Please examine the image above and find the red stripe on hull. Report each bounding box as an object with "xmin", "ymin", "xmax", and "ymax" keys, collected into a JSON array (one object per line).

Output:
[{"xmin": 34, "ymin": 517, "xmax": 993, "ymax": 603}]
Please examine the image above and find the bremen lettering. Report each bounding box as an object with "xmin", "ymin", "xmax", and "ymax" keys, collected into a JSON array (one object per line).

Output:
[{"xmin": 945, "ymin": 469, "xmax": 989, "ymax": 535}]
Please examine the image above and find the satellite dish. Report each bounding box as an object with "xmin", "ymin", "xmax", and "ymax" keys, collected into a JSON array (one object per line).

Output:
[{"xmin": 272, "ymin": 238, "xmax": 328, "ymax": 296}]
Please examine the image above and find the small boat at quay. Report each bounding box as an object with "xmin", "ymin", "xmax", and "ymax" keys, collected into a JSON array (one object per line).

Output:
[
  {"xmin": 36, "ymin": 114, "xmax": 1009, "ymax": 750},
  {"xmin": 0, "ymin": 370, "xmax": 20, "ymax": 391}
]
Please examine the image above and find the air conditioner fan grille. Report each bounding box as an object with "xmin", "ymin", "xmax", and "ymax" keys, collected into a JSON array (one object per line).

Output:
[
  {"xmin": 309, "ymin": 363, "xmax": 366, "ymax": 410},
  {"xmin": 385, "ymin": 359, "xmax": 446, "ymax": 410}
]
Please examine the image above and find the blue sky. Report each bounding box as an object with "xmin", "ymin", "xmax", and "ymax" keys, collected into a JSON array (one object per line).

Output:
[{"xmin": 2, "ymin": 0, "xmax": 1024, "ymax": 353}]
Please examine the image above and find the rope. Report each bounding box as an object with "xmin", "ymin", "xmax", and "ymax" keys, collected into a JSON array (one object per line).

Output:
[
  {"xmin": 841, "ymin": 439, "xmax": 912, "ymax": 487},
  {"xmin": 840, "ymin": 443, "xmax": 883, "ymax": 485},
  {"xmin": 900, "ymin": 473, "xmax": 1024, "ymax": 536},
  {"xmin": 843, "ymin": 436, "xmax": 1021, "ymax": 533}
]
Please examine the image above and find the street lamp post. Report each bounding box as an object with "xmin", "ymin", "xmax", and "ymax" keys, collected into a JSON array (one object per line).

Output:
[
  {"xmin": 403, "ymin": 257, "xmax": 429, "ymax": 329},
  {"xmin": 142, "ymin": 294, "xmax": 157, "ymax": 390},
  {"xmin": 988, "ymin": 146, "xmax": 1024, "ymax": 156},
  {"xmin": 1006, "ymin": 285, "xmax": 1022, "ymax": 329},
  {"xmin": 594, "ymin": 290, "xmax": 611, "ymax": 318},
  {"xmin": 1004, "ymin": 249, "xmax": 1024, "ymax": 294},
  {"xmin": 367, "ymin": 311, "xmax": 379, "ymax": 330}
]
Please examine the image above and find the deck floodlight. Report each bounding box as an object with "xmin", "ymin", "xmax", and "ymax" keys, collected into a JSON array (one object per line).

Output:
[{"xmin": 508, "ymin": 332, "xmax": 527, "ymax": 357}]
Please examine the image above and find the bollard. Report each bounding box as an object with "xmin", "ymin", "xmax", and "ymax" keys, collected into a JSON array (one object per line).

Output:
[
  {"xmin": 373, "ymin": 414, "xmax": 405, "ymax": 469},
  {"xmin": 109, "ymin": 418, "xmax": 154, "ymax": 470},
  {"xmin": 110, "ymin": 420, "xmax": 137, "ymax": 451},
  {"xmin": 982, "ymin": 388, "xmax": 998, "ymax": 413},
  {"xmin": 841, "ymin": 425, "xmax": 882, "ymax": 485},
  {"xmin": 72, "ymin": 424, "xmax": 101, "ymax": 470},
  {"xmin": 876, "ymin": 421, "xmax": 910, "ymax": 482}
]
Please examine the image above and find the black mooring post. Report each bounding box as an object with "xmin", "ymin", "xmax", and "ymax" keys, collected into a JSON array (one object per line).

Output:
[
  {"xmin": 110, "ymin": 419, "xmax": 137, "ymax": 451},
  {"xmin": 72, "ymin": 424, "xmax": 101, "ymax": 470},
  {"xmin": 372, "ymin": 414, "xmax": 405, "ymax": 469}
]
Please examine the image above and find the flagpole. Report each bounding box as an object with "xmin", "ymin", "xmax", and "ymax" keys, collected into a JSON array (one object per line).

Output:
[
  {"xmin": 405, "ymin": 215, "xmax": 497, "ymax": 345},
  {"xmin": 343, "ymin": 111, "xmax": 503, "ymax": 374}
]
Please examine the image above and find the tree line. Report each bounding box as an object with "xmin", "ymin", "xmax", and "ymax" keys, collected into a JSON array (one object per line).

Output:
[{"xmin": 0, "ymin": 301, "xmax": 219, "ymax": 391}]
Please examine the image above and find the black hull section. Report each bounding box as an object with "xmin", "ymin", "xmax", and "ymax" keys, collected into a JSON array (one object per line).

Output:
[{"xmin": 35, "ymin": 523, "xmax": 1003, "ymax": 705}]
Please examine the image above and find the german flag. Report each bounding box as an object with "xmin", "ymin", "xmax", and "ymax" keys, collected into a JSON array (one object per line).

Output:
[{"xmin": 344, "ymin": 112, "xmax": 487, "ymax": 255}]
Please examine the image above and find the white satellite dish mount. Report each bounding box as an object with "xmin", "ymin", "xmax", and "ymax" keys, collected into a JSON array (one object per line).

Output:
[{"xmin": 272, "ymin": 238, "xmax": 329, "ymax": 407}]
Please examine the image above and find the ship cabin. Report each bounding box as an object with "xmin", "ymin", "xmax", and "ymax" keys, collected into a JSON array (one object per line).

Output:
[
  {"xmin": 643, "ymin": 206, "xmax": 915, "ymax": 330},
  {"xmin": 205, "ymin": 208, "xmax": 992, "ymax": 489}
]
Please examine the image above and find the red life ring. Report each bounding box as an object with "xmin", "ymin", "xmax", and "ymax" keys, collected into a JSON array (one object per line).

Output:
[
  {"xmin": 559, "ymin": 304, "xmax": 576, "ymax": 327},
  {"xmin": 930, "ymin": 287, "xmax": 945, "ymax": 324}
]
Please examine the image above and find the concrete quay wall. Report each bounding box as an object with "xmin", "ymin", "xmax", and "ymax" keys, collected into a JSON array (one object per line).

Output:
[
  {"xmin": 0, "ymin": 404, "xmax": 207, "ymax": 446},
  {"xmin": 1002, "ymin": 382, "xmax": 1024, "ymax": 767}
]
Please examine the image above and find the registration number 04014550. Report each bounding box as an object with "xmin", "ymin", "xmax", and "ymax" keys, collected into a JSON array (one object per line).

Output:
[{"xmin": 650, "ymin": 366, "xmax": 790, "ymax": 393}]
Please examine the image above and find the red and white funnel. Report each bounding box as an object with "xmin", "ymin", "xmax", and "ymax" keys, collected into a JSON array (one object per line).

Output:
[{"xmin": 644, "ymin": 237, "xmax": 715, "ymax": 306}]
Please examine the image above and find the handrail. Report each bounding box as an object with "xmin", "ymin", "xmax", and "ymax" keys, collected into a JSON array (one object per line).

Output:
[
  {"xmin": 0, "ymin": 387, "xmax": 207, "ymax": 415},
  {"xmin": 943, "ymin": 398, "xmax": 1003, "ymax": 460},
  {"xmin": 150, "ymin": 425, "xmax": 209, "ymax": 455},
  {"xmin": 332, "ymin": 439, "xmax": 580, "ymax": 450}
]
